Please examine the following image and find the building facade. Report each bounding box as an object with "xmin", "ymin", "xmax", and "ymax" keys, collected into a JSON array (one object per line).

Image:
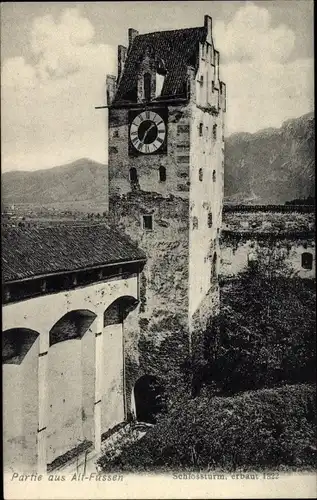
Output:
[
  {"xmin": 106, "ymin": 15, "xmax": 226, "ymax": 356},
  {"xmin": 2, "ymin": 226, "xmax": 145, "ymax": 473},
  {"xmin": 220, "ymin": 205, "xmax": 315, "ymax": 279}
]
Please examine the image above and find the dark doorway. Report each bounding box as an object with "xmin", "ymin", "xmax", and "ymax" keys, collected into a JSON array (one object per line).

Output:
[{"xmin": 134, "ymin": 375, "xmax": 167, "ymax": 424}]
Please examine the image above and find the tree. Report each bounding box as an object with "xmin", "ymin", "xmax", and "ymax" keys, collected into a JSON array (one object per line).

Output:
[{"xmin": 203, "ymin": 245, "xmax": 316, "ymax": 394}]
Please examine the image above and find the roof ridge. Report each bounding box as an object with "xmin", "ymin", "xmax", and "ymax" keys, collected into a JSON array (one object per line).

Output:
[{"xmin": 134, "ymin": 25, "xmax": 205, "ymax": 38}]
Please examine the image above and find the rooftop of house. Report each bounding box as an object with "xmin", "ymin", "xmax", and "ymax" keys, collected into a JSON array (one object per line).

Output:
[
  {"xmin": 114, "ymin": 26, "xmax": 207, "ymax": 103},
  {"xmin": 2, "ymin": 224, "xmax": 146, "ymax": 283}
]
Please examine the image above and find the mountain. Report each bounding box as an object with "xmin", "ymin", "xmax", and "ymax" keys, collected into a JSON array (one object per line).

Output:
[
  {"xmin": 224, "ymin": 112, "xmax": 315, "ymax": 204},
  {"xmin": 2, "ymin": 158, "xmax": 107, "ymax": 206},
  {"xmin": 1, "ymin": 113, "xmax": 315, "ymax": 207}
]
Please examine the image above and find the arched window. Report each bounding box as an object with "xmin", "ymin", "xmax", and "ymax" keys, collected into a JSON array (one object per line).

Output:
[
  {"xmin": 213, "ymin": 124, "xmax": 217, "ymax": 139},
  {"xmin": 144, "ymin": 73, "xmax": 152, "ymax": 101},
  {"xmin": 199, "ymin": 168, "xmax": 203, "ymax": 181},
  {"xmin": 212, "ymin": 170, "xmax": 216, "ymax": 182},
  {"xmin": 301, "ymin": 252, "xmax": 313, "ymax": 270},
  {"xmin": 129, "ymin": 167, "xmax": 138, "ymax": 182},
  {"xmin": 159, "ymin": 166, "xmax": 166, "ymax": 182},
  {"xmin": 192, "ymin": 216, "xmax": 198, "ymax": 230}
]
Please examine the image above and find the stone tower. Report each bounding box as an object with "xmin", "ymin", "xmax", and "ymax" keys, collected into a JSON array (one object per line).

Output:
[{"xmin": 106, "ymin": 15, "xmax": 226, "ymax": 356}]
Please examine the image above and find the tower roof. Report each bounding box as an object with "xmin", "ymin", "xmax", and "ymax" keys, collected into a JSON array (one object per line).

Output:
[{"xmin": 114, "ymin": 26, "xmax": 206, "ymax": 103}]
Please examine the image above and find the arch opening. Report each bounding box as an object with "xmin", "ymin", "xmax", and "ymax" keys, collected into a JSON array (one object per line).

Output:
[
  {"xmin": 133, "ymin": 375, "xmax": 167, "ymax": 424},
  {"xmin": 49, "ymin": 309, "xmax": 96, "ymax": 347},
  {"xmin": 2, "ymin": 328, "xmax": 39, "ymax": 365},
  {"xmin": 104, "ymin": 295, "xmax": 139, "ymax": 326}
]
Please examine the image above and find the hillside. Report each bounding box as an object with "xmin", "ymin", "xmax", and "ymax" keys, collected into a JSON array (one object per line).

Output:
[
  {"xmin": 1, "ymin": 158, "xmax": 107, "ymax": 206},
  {"xmin": 224, "ymin": 112, "xmax": 315, "ymax": 204},
  {"xmin": 1, "ymin": 113, "xmax": 315, "ymax": 207}
]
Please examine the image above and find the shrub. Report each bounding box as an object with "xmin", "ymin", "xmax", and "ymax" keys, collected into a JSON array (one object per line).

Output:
[
  {"xmin": 205, "ymin": 272, "xmax": 316, "ymax": 394},
  {"xmin": 98, "ymin": 384, "xmax": 316, "ymax": 472}
]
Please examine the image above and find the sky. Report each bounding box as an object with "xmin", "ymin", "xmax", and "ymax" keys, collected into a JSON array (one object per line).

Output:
[{"xmin": 1, "ymin": 1, "xmax": 314, "ymax": 172}]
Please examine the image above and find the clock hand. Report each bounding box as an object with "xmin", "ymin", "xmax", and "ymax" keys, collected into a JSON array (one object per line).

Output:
[{"xmin": 140, "ymin": 123, "xmax": 156, "ymax": 144}]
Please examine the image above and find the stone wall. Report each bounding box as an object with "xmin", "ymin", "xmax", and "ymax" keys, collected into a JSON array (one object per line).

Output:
[
  {"xmin": 108, "ymin": 102, "xmax": 193, "ymax": 383},
  {"xmin": 109, "ymin": 192, "xmax": 190, "ymax": 335},
  {"xmin": 108, "ymin": 104, "xmax": 192, "ymax": 200},
  {"xmin": 222, "ymin": 207, "xmax": 315, "ymax": 233}
]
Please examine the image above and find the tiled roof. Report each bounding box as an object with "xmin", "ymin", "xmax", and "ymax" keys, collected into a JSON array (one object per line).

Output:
[
  {"xmin": 114, "ymin": 26, "xmax": 206, "ymax": 103},
  {"xmin": 2, "ymin": 225, "xmax": 146, "ymax": 283}
]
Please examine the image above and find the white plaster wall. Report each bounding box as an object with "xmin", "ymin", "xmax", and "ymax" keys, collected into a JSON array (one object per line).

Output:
[
  {"xmin": 81, "ymin": 329, "xmax": 95, "ymax": 443},
  {"xmin": 220, "ymin": 244, "xmax": 251, "ymax": 277},
  {"xmin": 188, "ymin": 43, "xmax": 225, "ymax": 319},
  {"xmin": 3, "ymin": 365, "xmax": 23, "ymax": 471},
  {"xmin": 101, "ymin": 323, "xmax": 125, "ymax": 433},
  {"xmin": 21, "ymin": 341, "xmax": 39, "ymax": 469},
  {"xmin": 3, "ymin": 337, "xmax": 39, "ymax": 472},
  {"xmin": 47, "ymin": 340, "xmax": 84, "ymax": 464}
]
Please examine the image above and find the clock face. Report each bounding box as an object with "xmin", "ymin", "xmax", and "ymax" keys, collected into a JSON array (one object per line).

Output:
[{"xmin": 129, "ymin": 110, "xmax": 166, "ymax": 154}]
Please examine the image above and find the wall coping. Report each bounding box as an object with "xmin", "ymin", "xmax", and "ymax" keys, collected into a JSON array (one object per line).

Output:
[{"xmin": 223, "ymin": 204, "xmax": 315, "ymax": 213}]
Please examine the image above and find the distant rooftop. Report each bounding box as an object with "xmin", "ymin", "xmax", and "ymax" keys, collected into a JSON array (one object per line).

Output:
[{"xmin": 2, "ymin": 225, "xmax": 146, "ymax": 283}]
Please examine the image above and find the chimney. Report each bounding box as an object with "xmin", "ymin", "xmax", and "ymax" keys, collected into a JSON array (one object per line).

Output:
[
  {"xmin": 106, "ymin": 75, "xmax": 117, "ymax": 105},
  {"xmin": 128, "ymin": 28, "xmax": 139, "ymax": 47},
  {"xmin": 204, "ymin": 15, "xmax": 212, "ymax": 42},
  {"xmin": 117, "ymin": 45, "xmax": 127, "ymax": 82}
]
